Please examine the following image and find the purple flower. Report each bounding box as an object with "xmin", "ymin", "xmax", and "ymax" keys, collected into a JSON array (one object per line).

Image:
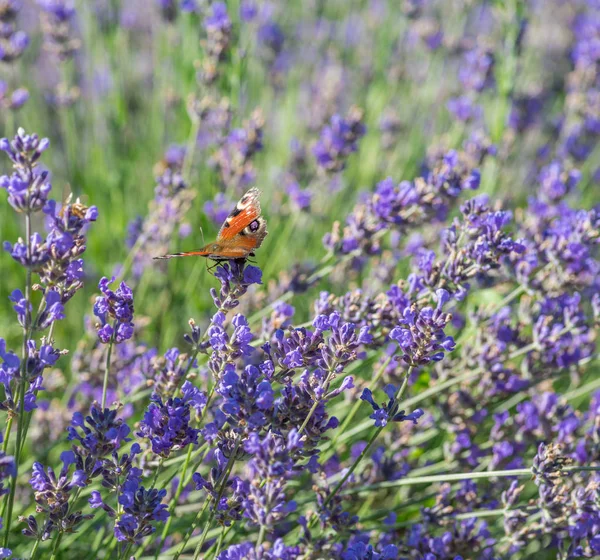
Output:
[
  {"xmin": 200, "ymin": 1, "xmax": 232, "ymax": 83},
  {"xmin": 0, "ymin": 4, "xmax": 29, "ymax": 113},
  {"xmin": 218, "ymin": 539, "xmax": 300, "ymax": 559},
  {"xmin": 447, "ymin": 96, "xmax": 481, "ymax": 122},
  {"xmin": 360, "ymin": 386, "xmax": 424, "ymax": 428},
  {"xmin": 243, "ymin": 431, "xmax": 302, "ymax": 531},
  {"xmin": 240, "ymin": 0, "xmax": 257, "ymax": 21},
  {"xmin": 286, "ymin": 180, "xmax": 312, "ymax": 211},
  {"xmin": 210, "ymin": 261, "xmax": 263, "ymax": 312},
  {"xmin": 38, "ymin": 0, "xmax": 79, "ymax": 82},
  {"xmin": 93, "ymin": 276, "xmax": 135, "ymax": 344},
  {"xmin": 67, "ymin": 405, "xmax": 132, "ymax": 476},
  {"xmin": 342, "ymin": 541, "xmax": 398, "ymax": 559},
  {"xmin": 8, "ymin": 289, "xmax": 30, "ymax": 327},
  {"xmin": 204, "ymin": 192, "xmax": 232, "ymax": 226},
  {"xmin": 27, "ymin": 452, "xmax": 93, "ymax": 539},
  {"xmin": 258, "ymin": 21, "xmax": 285, "ymax": 57},
  {"xmin": 217, "ymin": 364, "xmax": 274, "ymax": 433},
  {"xmin": 137, "ymin": 381, "xmax": 205, "ymax": 458},
  {"xmin": 35, "ymin": 290, "xmax": 65, "ymax": 330},
  {"xmin": 0, "ymin": 339, "xmax": 20, "ymax": 384},
  {"xmin": 459, "ymin": 47, "xmax": 494, "ymax": 92},
  {"xmin": 209, "ymin": 110, "xmax": 264, "ymax": 190},
  {"xmin": 193, "ymin": 449, "xmax": 248, "ymax": 526},
  {"xmin": 156, "ymin": 0, "xmax": 178, "ymax": 22},
  {"xmin": 313, "ymin": 107, "xmax": 366, "ymax": 173},
  {"xmin": 0, "ymin": 166, "xmax": 51, "ymax": 213},
  {"xmin": 113, "ymin": 467, "xmax": 168, "ymax": 544},
  {"xmin": 388, "ymin": 289, "xmax": 455, "ymax": 366},
  {"xmin": 323, "ymin": 148, "xmax": 484, "ymax": 259},
  {"xmin": 3, "ymin": 233, "xmax": 50, "ymax": 269},
  {"xmin": 537, "ymin": 161, "xmax": 581, "ymax": 203},
  {"xmin": 0, "ymin": 435, "xmax": 15, "ymax": 499},
  {"xmin": 204, "ymin": 1, "xmax": 230, "ymax": 31}
]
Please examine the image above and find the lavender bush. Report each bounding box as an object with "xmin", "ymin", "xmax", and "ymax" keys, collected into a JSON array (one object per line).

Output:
[{"xmin": 0, "ymin": 1, "xmax": 599, "ymax": 559}]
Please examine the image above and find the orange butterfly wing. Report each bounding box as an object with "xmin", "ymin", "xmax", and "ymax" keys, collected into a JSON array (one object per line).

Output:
[
  {"xmin": 153, "ymin": 188, "xmax": 268, "ymax": 261},
  {"xmin": 214, "ymin": 188, "xmax": 268, "ymax": 257},
  {"xmin": 217, "ymin": 187, "xmax": 262, "ymax": 240}
]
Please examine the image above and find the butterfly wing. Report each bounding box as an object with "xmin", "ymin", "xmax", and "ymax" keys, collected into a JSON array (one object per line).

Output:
[
  {"xmin": 214, "ymin": 187, "xmax": 268, "ymax": 257},
  {"xmin": 153, "ymin": 188, "xmax": 268, "ymax": 261},
  {"xmin": 218, "ymin": 187, "xmax": 262, "ymax": 240}
]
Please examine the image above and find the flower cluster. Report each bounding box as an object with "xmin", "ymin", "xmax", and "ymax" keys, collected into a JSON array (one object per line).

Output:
[
  {"xmin": 0, "ymin": 338, "xmax": 62, "ymax": 415},
  {"xmin": 412, "ymin": 195, "xmax": 525, "ymax": 300},
  {"xmin": 38, "ymin": 0, "xmax": 81, "ymax": 105},
  {"xmin": 93, "ymin": 276, "xmax": 135, "ymax": 343},
  {"xmin": 218, "ymin": 539, "xmax": 300, "ymax": 559},
  {"xmin": 389, "ymin": 289, "xmax": 455, "ymax": 366},
  {"xmin": 216, "ymin": 364, "xmax": 274, "ymax": 434},
  {"xmin": 193, "ymin": 448, "xmax": 248, "ymax": 526},
  {"xmin": 2, "ymin": 129, "xmax": 98, "ymax": 309},
  {"xmin": 323, "ymin": 148, "xmax": 482, "ymax": 258},
  {"xmin": 243, "ymin": 430, "xmax": 301, "ymax": 530},
  {"xmin": 137, "ymin": 380, "xmax": 206, "ymax": 457},
  {"xmin": 0, "ymin": 129, "xmax": 50, "ymax": 212},
  {"xmin": 67, "ymin": 405, "xmax": 132, "ymax": 476},
  {"xmin": 92, "ymin": 466, "xmax": 169, "ymax": 544},
  {"xmin": 148, "ymin": 345, "xmax": 193, "ymax": 402},
  {"xmin": 200, "ymin": 1, "xmax": 232, "ymax": 84},
  {"xmin": 313, "ymin": 106, "xmax": 366, "ymax": 173},
  {"xmin": 210, "ymin": 109, "xmax": 265, "ymax": 192},
  {"xmin": 127, "ymin": 145, "xmax": 195, "ymax": 279},
  {"xmin": 0, "ymin": 0, "xmax": 29, "ymax": 111},
  {"xmin": 360, "ymin": 384, "xmax": 424, "ymax": 428},
  {"xmin": 25, "ymin": 451, "xmax": 91, "ymax": 539},
  {"xmin": 210, "ymin": 261, "xmax": 263, "ymax": 315}
]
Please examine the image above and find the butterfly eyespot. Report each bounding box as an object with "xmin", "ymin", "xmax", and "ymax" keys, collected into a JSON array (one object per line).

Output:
[{"xmin": 249, "ymin": 220, "xmax": 260, "ymax": 232}]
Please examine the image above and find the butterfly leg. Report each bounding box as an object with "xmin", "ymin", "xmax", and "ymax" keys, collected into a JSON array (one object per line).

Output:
[{"xmin": 206, "ymin": 260, "xmax": 220, "ymax": 275}]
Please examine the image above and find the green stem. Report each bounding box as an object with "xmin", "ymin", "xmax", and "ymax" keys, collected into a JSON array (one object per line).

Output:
[
  {"xmin": 49, "ymin": 531, "xmax": 64, "ymax": 560},
  {"xmin": 255, "ymin": 525, "xmax": 266, "ymax": 553},
  {"xmin": 1, "ymin": 418, "xmax": 13, "ymax": 454},
  {"xmin": 101, "ymin": 321, "xmax": 117, "ymax": 410},
  {"xmin": 17, "ymin": 295, "xmax": 60, "ymax": 458},
  {"xmin": 298, "ymin": 367, "xmax": 337, "ymax": 435},
  {"xmin": 182, "ymin": 349, "xmax": 201, "ymax": 388},
  {"xmin": 143, "ymin": 381, "xmax": 214, "ymax": 559},
  {"xmin": 172, "ymin": 404, "xmax": 232, "ymax": 560},
  {"xmin": 3, "ymin": 209, "xmax": 32, "ymax": 550},
  {"xmin": 323, "ymin": 367, "xmax": 413, "ymax": 509},
  {"xmin": 30, "ymin": 536, "xmax": 42, "ymax": 560},
  {"xmin": 324, "ymin": 357, "xmax": 392, "ymax": 457},
  {"xmin": 120, "ymin": 542, "xmax": 133, "ymax": 560},
  {"xmin": 150, "ymin": 458, "xmax": 164, "ymax": 489},
  {"xmin": 182, "ymin": 116, "xmax": 200, "ymax": 182},
  {"xmin": 190, "ymin": 440, "xmax": 240, "ymax": 560},
  {"xmin": 172, "ymin": 497, "xmax": 211, "ymax": 560},
  {"xmin": 149, "ymin": 448, "xmax": 193, "ymax": 560},
  {"xmin": 212, "ymin": 526, "xmax": 227, "ymax": 559},
  {"xmin": 340, "ymin": 336, "xmax": 549, "ymax": 446},
  {"xmin": 340, "ymin": 465, "xmax": 600, "ymax": 495}
]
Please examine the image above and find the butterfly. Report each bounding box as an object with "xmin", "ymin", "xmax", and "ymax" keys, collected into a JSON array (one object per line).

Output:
[{"xmin": 153, "ymin": 187, "xmax": 268, "ymax": 262}]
